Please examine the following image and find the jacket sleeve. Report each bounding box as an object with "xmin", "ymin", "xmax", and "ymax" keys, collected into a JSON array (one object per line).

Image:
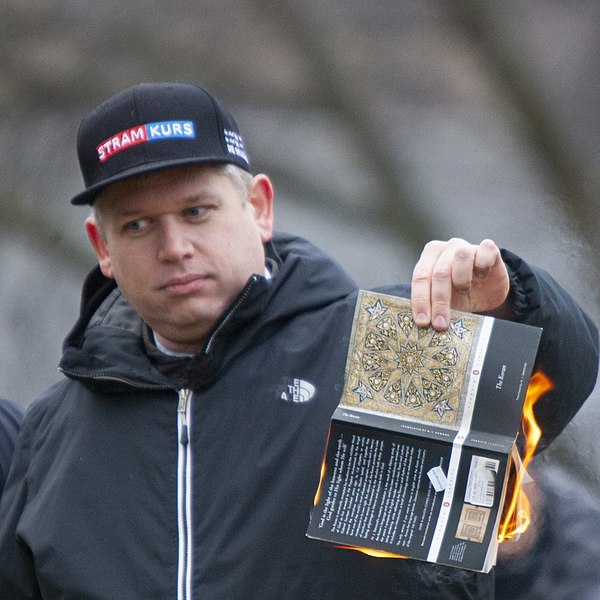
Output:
[
  {"xmin": 0, "ymin": 404, "xmax": 44, "ymax": 599},
  {"xmin": 501, "ymin": 249, "xmax": 599, "ymax": 452}
]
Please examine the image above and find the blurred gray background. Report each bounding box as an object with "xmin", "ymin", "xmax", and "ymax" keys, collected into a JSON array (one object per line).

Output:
[{"xmin": 1, "ymin": 1, "xmax": 599, "ymax": 491}]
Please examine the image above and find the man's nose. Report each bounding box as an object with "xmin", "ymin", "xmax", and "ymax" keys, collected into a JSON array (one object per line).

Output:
[{"xmin": 157, "ymin": 220, "xmax": 194, "ymax": 262}]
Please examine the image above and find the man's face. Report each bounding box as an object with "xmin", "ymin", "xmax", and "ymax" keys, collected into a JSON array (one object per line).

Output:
[{"xmin": 86, "ymin": 166, "xmax": 274, "ymax": 354}]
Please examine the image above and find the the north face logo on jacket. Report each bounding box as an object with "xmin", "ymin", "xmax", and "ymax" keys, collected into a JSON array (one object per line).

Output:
[{"xmin": 279, "ymin": 378, "xmax": 316, "ymax": 403}]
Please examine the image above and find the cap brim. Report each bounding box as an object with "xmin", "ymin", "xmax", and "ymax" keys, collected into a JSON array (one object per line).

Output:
[{"xmin": 70, "ymin": 156, "xmax": 250, "ymax": 205}]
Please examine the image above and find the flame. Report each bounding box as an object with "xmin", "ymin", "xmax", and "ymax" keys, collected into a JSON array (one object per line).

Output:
[
  {"xmin": 313, "ymin": 428, "xmax": 331, "ymax": 507},
  {"xmin": 336, "ymin": 545, "xmax": 406, "ymax": 559},
  {"xmin": 313, "ymin": 456, "xmax": 327, "ymax": 507},
  {"xmin": 497, "ymin": 371, "xmax": 553, "ymax": 542}
]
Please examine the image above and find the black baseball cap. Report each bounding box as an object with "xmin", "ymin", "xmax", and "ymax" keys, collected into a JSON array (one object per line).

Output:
[{"xmin": 71, "ymin": 82, "xmax": 252, "ymax": 205}]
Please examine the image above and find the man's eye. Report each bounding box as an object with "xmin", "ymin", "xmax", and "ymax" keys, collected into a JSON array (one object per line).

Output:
[
  {"xmin": 185, "ymin": 206, "xmax": 209, "ymax": 218},
  {"xmin": 125, "ymin": 219, "xmax": 147, "ymax": 233}
]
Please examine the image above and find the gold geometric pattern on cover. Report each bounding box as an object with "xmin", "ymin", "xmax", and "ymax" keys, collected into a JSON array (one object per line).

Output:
[{"xmin": 341, "ymin": 291, "xmax": 483, "ymax": 427}]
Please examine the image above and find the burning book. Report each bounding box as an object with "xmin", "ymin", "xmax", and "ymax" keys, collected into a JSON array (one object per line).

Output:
[{"xmin": 306, "ymin": 291, "xmax": 543, "ymax": 573}]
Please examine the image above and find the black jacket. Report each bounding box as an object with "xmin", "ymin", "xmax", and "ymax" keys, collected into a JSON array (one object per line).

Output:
[
  {"xmin": 0, "ymin": 398, "xmax": 23, "ymax": 496},
  {"xmin": 0, "ymin": 233, "xmax": 597, "ymax": 599}
]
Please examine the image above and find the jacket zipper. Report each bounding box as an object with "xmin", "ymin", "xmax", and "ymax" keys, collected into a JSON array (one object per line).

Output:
[
  {"xmin": 203, "ymin": 275, "xmax": 259, "ymax": 354},
  {"xmin": 57, "ymin": 369, "xmax": 170, "ymax": 391},
  {"xmin": 177, "ymin": 388, "xmax": 193, "ymax": 600}
]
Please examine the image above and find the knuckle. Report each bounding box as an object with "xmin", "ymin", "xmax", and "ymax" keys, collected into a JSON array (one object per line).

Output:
[
  {"xmin": 411, "ymin": 297, "xmax": 427, "ymax": 310},
  {"xmin": 432, "ymin": 300, "xmax": 449, "ymax": 313},
  {"xmin": 412, "ymin": 268, "xmax": 430, "ymax": 283},
  {"xmin": 432, "ymin": 265, "xmax": 451, "ymax": 281},
  {"xmin": 448, "ymin": 237, "xmax": 463, "ymax": 244},
  {"xmin": 423, "ymin": 240, "xmax": 443, "ymax": 250},
  {"xmin": 454, "ymin": 246, "xmax": 471, "ymax": 261},
  {"xmin": 454, "ymin": 281, "xmax": 472, "ymax": 293}
]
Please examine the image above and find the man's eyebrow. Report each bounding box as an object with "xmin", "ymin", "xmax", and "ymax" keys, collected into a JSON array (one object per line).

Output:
[
  {"xmin": 112, "ymin": 192, "xmax": 221, "ymax": 217},
  {"xmin": 181, "ymin": 192, "xmax": 222, "ymax": 204}
]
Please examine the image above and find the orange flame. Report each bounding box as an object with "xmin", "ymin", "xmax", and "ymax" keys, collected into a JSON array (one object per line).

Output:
[
  {"xmin": 313, "ymin": 428, "xmax": 331, "ymax": 507},
  {"xmin": 336, "ymin": 545, "xmax": 406, "ymax": 559},
  {"xmin": 313, "ymin": 455, "xmax": 327, "ymax": 507},
  {"xmin": 497, "ymin": 371, "xmax": 553, "ymax": 542}
]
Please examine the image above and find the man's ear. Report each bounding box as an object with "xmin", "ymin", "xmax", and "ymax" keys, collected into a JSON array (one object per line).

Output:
[
  {"xmin": 247, "ymin": 174, "xmax": 274, "ymax": 243},
  {"xmin": 85, "ymin": 216, "xmax": 114, "ymax": 279}
]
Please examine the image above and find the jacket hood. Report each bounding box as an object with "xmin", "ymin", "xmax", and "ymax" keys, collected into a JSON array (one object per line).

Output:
[{"xmin": 59, "ymin": 232, "xmax": 358, "ymax": 390}]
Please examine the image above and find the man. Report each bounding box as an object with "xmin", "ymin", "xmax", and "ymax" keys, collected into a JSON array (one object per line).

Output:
[{"xmin": 0, "ymin": 82, "xmax": 597, "ymax": 599}]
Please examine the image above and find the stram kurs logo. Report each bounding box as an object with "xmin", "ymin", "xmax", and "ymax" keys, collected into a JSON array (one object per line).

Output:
[
  {"xmin": 279, "ymin": 378, "xmax": 316, "ymax": 404},
  {"xmin": 96, "ymin": 120, "xmax": 195, "ymax": 163}
]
